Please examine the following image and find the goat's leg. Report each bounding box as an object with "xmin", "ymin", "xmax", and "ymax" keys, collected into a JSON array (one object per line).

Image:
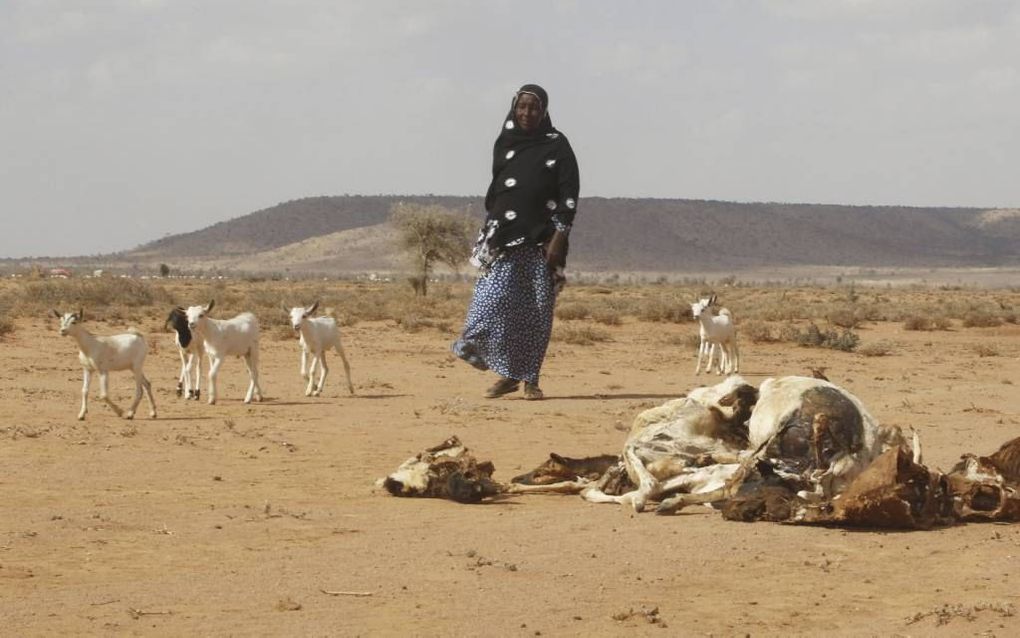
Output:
[
  {"xmin": 623, "ymin": 445, "xmax": 660, "ymax": 513},
  {"xmin": 695, "ymin": 338, "xmax": 706, "ymax": 374},
  {"xmin": 304, "ymin": 353, "xmax": 318, "ymax": 396},
  {"xmin": 142, "ymin": 373, "xmax": 157, "ymax": 418},
  {"xmin": 176, "ymin": 349, "xmax": 187, "ymax": 397},
  {"xmin": 313, "ymin": 353, "xmax": 328, "ymax": 396},
  {"xmin": 98, "ymin": 372, "xmax": 124, "ymax": 417},
  {"xmin": 207, "ymin": 356, "xmax": 223, "ymax": 405},
  {"xmin": 656, "ymin": 463, "xmax": 747, "ymax": 515},
  {"xmin": 247, "ymin": 344, "xmax": 263, "ymax": 402},
  {"xmin": 243, "ymin": 353, "xmax": 256, "ymax": 404},
  {"xmin": 730, "ymin": 338, "xmax": 740, "ymax": 373},
  {"xmin": 190, "ymin": 352, "xmax": 202, "ymax": 400},
  {"xmin": 126, "ymin": 369, "xmax": 144, "ymax": 419},
  {"xmin": 79, "ymin": 368, "xmax": 92, "ymax": 420},
  {"xmin": 181, "ymin": 352, "xmax": 193, "ymax": 399},
  {"xmin": 300, "ymin": 348, "xmax": 309, "ymax": 381},
  {"xmin": 505, "ymin": 480, "xmax": 590, "ymax": 495},
  {"xmin": 335, "ymin": 342, "xmax": 355, "ymax": 394}
]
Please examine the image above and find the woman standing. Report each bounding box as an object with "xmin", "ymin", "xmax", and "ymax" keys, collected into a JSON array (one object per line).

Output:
[{"xmin": 452, "ymin": 84, "xmax": 580, "ymax": 400}]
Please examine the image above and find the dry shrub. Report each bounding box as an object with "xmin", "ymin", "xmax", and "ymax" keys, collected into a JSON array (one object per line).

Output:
[
  {"xmin": 826, "ymin": 306, "xmax": 863, "ymax": 329},
  {"xmin": 590, "ymin": 307, "xmax": 623, "ymax": 326},
  {"xmin": 555, "ymin": 303, "xmax": 591, "ymax": 321},
  {"xmin": 794, "ymin": 323, "xmax": 860, "ymax": 352},
  {"xmin": 971, "ymin": 343, "xmax": 1000, "ymax": 357},
  {"xmin": 553, "ymin": 323, "xmax": 611, "ymax": 345},
  {"xmin": 742, "ymin": 320, "xmax": 779, "ymax": 344},
  {"xmin": 903, "ymin": 315, "xmax": 933, "ymax": 331},
  {"xmin": 396, "ymin": 314, "xmax": 452, "ymax": 334},
  {"xmin": 963, "ymin": 311, "xmax": 1002, "ymax": 328},
  {"xmin": 19, "ymin": 277, "xmax": 172, "ymax": 314},
  {"xmin": 859, "ymin": 341, "xmax": 894, "ymax": 357},
  {"xmin": 635, "ymin": 297, "xmax": 689, "ymax": 323},
  {"xmin": 0, "ymin": 314, "xmax": 14, "ymax": 339}
]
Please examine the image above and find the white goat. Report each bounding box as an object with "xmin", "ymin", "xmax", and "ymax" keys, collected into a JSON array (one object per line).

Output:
[
  {"xmin": 286, "ymin": 301, "xmax": 354, "ymax": 396},
  {"xmin": 54, "ymin": 309, "xmax": 157, "ymax": 421},
  {"xmin": 185, "ymin": 300, "xmax": 263, "ymax": 405},
  {"xmin": 692, "ymin": 295, "xmax": 739, "ymax": 375},
  {"xmin": 166, "ymin": 307, "xmax": 205, "ymax": 400}
]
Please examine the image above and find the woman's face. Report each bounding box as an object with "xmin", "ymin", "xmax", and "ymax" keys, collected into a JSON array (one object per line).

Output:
[{"xmin": 514, "ymin": 93, "xmax": 544, "ymax": 133}]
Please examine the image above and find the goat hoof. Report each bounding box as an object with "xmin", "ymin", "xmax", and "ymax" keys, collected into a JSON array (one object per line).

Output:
[
  {"xmin": 125, "ymin": 412, "xmax": 135, "ymax": 420},
  {"xmin": 77, "ymin": 414, "xmax": 86, "ymax": 421}
]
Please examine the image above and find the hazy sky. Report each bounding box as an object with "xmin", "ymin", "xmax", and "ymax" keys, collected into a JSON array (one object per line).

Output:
[{"xmin": 2, "ymin": 0, "xmax": 1018, "ymax": 258}]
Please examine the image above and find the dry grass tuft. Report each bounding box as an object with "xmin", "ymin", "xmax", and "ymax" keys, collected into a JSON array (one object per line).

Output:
[
  {"xmin": 590, "ymin": 307, "xmax": 623, "ymax": 326},
  {"xmin": 962, "ymin": 311, "xmax": 1002, "ymax": 328},
  {"xmin": 553, "ymin": 323, "xmax": 612, "ymax": 345},
  {"xmin": 742, "ymin": 320, "xmax": 780, "ymax": 344},
  {"xmin": 859, "ymin": 341, "xmax": 894, "ymax": 357},
  {"xmin": 555, "ymin": 303, "xmax": 591, "ymax": 321},
  {"xmin": 971, "ymin": 343, "xmax": 1001, "ymax": 357}
]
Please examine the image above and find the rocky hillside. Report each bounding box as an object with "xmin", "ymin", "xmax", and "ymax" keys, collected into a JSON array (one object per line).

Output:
[{"xmin": 126, "ymin": 196, "xmax": 1020, "ymax": 273}]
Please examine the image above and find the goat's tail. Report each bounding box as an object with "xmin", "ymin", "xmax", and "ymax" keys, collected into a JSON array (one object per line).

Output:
[{"xmin": 127, "ymin": 327, "xmax": 145, "ymax": 340}]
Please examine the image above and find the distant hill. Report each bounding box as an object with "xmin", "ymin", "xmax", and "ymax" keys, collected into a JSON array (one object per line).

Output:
[{"xmin": 123, "ymin": 195, "xmax": 1020, "ymax": 274}]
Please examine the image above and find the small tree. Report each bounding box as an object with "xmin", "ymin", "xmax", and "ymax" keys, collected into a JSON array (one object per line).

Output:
[
  {"xmin": 159, "ymin": 263, "xmax": 171, "ymax": 278},
  {"xmin": 390, "ymin": 202, "xmax": 474, "ymax": 297}
]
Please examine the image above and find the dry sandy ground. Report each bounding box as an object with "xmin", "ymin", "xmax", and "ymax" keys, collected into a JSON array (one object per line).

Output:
[{"xmin": 2, "ymin": 314, "xmax": 1020, "ymax": 636}]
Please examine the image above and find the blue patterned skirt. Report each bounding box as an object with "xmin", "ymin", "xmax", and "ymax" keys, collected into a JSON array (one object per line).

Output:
[{"xmin": 452, "ymin": 245, "xmax": 556, "ymax": 384}]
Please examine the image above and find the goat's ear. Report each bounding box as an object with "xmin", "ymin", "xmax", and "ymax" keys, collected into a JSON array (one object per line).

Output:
[
  {"xmin": 550, "ymin": 452, "xmax": 568, "ymax": 464},
  {"xmin": 206, "ymin": 299, "xmax": 215, "ymax": 312},
  {"xmin": 52, "ymin": 309, "xmax": 61, "ymax": 319},
  {"xmin": 307, "ymin": 300, "xmax": 319, "ymax": 315},
  {"xmin": 709, "ymin": 294, "xmax": 717, "ymax": 305},
  {"xmin": 78, "ymin": 308, "xmax": 84, "ymax": 321}
]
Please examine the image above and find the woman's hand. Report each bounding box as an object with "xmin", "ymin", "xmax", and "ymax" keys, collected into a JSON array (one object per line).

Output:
[{"xmin": 544, "ymin": 230, "xmax": 567, "ymax": 268}]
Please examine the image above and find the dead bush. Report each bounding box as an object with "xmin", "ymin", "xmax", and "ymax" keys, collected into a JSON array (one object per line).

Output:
[
  {"xmin": 963, "ymin": 311, "xmax": 1002, "ymax": 328},
  {"xmin": 902, "ymin": 315, "xmax": 933, "ymax": 331},
  {"xmin": 859, "ymin": 341, "xmax": 894, "ymax": 357},
  {"xmin": 553, "ymin": 323, "xmax": 611, "ymax": 345},
  {"xmin": 590, "ymin": 307, "xmax": 623, "ymax": 326},
  {"xmin": 635, "ymin": 297, "xmax": 689, "ymax": 323},
  {"xmin": 555, "ymin": 303, "xmax": 590, "ymax": 321},
  {"xmin": 826, "ymin": 306, "xmax": 863, "ymax": 329},
  {"xmin": 794, "ymin": 323, "xmax": 860, "ymax": 352},
  {"xmin": 396, "ymin": 314, "xmax": 452, "ymax": 334},
  {"xmin": 742, "ymin": 320, "xmax": 779, "ymax": 344},
  {"xmin": 971, "ymin": 343, "xmax": 1000, "ymax": 357},
  {"xmin": 0, "ymin": 314, "xmax": 14, "ymax": 339}
]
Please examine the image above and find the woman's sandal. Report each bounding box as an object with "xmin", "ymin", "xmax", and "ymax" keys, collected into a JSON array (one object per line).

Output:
[
  {"xmin": 485, "ymin": 377, "xmax": 520, "ymax": 398},
  {"xmin": 523, "ymin": 382, "xmax": 544, "ymax": 401}
]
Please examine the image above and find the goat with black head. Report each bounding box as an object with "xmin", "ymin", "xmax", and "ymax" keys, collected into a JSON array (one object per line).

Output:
[{"xmin": 166, "ymin": 306, "xmax": 205, "ymax": 400}]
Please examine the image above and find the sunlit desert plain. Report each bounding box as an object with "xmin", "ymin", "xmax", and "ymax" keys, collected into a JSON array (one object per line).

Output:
[{"xmin": 2, "ymin": 276, "xmax": 1019, "ymax": 636}]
